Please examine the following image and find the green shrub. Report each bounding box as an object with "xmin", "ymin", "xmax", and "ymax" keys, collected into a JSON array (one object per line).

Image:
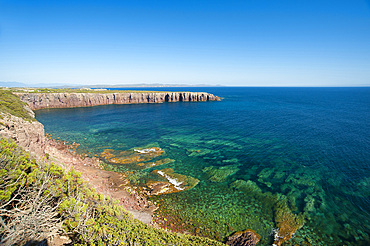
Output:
[
  {"xmin": 0, "ymin": 89, "xmax": 35, "ymax": 121},
  {"xmin": 0, "ymin": 137, "xmax": 224, "ymax": 245}
]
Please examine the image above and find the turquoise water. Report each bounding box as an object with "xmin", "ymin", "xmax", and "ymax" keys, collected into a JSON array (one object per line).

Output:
[{"xmin": 36, "ymin": 87, "xmax": 370, "ymax": 245}]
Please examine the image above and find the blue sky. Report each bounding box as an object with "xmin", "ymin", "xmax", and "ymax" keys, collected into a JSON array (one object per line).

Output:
[{"xmin": 0, "ymin": 0, "xmax": 369, "ymax": 86}]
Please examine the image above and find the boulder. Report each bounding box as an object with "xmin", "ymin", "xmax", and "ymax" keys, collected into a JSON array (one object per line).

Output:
[{"xmin": 226, "ymin": 229, "xmax": 260, "ymax": 246}]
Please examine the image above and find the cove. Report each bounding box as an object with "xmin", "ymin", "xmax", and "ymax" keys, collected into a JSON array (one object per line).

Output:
[{"xmin": 35, "ymin": 87, "xmax": 370, "ymax": 245}]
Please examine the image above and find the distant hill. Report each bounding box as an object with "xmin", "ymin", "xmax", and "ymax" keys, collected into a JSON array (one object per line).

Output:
[
  {"xmin": 0, "ymin": 82, "xmax": 27, "ymax": 87},
  {"xmin": 87, "ymin": 83, "xmax": 223, "ymax": 88},
  {"xmin": 0, "ymin": 82, "xmax": 224, "ymax": 89},
  {"xmin": 0, "ymin": 82, "xmax": 82, "ymax": 88}
]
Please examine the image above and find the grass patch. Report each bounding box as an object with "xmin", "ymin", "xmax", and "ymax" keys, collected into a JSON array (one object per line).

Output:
[{"xmin": 0, "ymin": 89, "xmax": 35, "ymax": 121}]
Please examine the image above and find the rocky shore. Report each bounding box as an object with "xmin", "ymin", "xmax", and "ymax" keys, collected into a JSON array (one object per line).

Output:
[
  {"xmin": 0, "ymin": 90, "xmax": 262, "ymax": 245},
  {"xmin": 16, "ymin": 91, "xmax": 221, "ymax": 110},
  {"xmin": 0, "ymin": 105, "xmax": 156, "ymax": 225},
  {"xmin": 0, "ymin": 90, "xmax": 220, "ymax": 226}
]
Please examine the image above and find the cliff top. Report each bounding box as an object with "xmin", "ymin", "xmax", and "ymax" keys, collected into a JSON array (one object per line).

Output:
[{"xmin": 10, "ymin": 88, "xmax": 198, "ymax": 94}]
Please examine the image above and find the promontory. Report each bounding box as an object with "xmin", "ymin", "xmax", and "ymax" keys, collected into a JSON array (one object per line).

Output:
[{"xmin": 15, "ymin": 89, "xmax": 221, "ymax": 110}]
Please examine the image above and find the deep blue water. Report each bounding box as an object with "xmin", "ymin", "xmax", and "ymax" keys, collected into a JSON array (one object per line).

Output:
[{"xmin": 36, "ymin": 87, "xmax": 370, "ymax": 245}]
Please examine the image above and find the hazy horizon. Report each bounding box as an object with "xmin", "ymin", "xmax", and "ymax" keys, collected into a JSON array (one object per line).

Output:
[
  {"xmin": 1, "ymin": 81, "xmax": 369, "ymax": 88},
  {"xmin": 1, "ymin": 0, "xmax": 369, "ymax": 87}
]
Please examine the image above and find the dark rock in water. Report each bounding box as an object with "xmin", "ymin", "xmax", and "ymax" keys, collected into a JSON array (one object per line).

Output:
[{"xmin": 225, "ymin": 229, "xmax": 260, "ymax": 246}]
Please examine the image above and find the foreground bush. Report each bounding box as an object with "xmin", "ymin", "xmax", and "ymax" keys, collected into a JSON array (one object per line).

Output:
[{"xmin": 0, "ymin": 137, "xmax": 223, "ymax": 246}]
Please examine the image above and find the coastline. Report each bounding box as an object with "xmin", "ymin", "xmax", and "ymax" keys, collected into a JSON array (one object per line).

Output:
[
  {"xmin": 0, "ymin": 89, "xmax": 229, "ymax": 242},
  {"xmin": 15, "ymin": 90, "xmax": 221, "ymax": 110},
  {"xmin": 0, "ymin": 90, "xmax": 216, "ymax": 225},
  {"xmin": 0, "ymin": 89, "xmax": 263, "ymax": 245},
  {"xmin": 2, "ymin": 88, "xmax": 370, "ymax": 245},
  {"xmin": 44, "ymin": 137, "xmax": 156, "ymax": 224},
  {"xmin": 13, "ymin": 90, "xmax": 220, "ymax": 224}
]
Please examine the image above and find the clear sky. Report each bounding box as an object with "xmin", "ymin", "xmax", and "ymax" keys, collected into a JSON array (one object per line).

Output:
[{"xmin": 0, "ymin": 0, "xmax": 369, "ymax": 86}]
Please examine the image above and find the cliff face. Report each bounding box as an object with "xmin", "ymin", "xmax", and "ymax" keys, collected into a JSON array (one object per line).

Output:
[
  {"xmin": 0, "ymin": 111, "xmax": 45, "ymax": 157},
  {"xmin": 16, "ymin": 92, "xmax": 221, "ymax": 110}
]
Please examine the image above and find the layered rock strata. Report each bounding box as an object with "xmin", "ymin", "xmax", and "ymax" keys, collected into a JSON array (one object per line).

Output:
[
  {"xmin": 0, "ymin": 112, "xmax": 45, "ymax": 157},
  {"xmin": 16, "ymin": 92, "xmax": 221, "ymax": 110}
]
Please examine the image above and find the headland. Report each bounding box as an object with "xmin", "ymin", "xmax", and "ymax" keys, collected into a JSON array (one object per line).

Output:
[{"xmin": 14, "ymin": 88, "xmax": 221, "ymax": 110}]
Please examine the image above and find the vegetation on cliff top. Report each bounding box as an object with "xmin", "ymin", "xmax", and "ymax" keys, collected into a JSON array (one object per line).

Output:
[
  {"xmin": 0, "ymin": 89, "xmax": 35, "ymax": 121},
  {"xmin": 0, "ymin": 137, "xmax": 224, "ymax": 245}
]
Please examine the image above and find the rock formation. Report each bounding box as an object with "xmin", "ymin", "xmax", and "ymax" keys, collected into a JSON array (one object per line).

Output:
[
  {"xmin": 0, "ymin": 111, "xmax": 45, "ymax": 157},
  {"xmin": 146, "ymin": 168, "xmax": 200, "ymax": 196},
  {"xmin": 100, "ymin": 147, "xmax": 165, "ymax": 165},
  {"xmin": 225, "ymin": 229, "xmax": 261, "ymax": 246},
  {"xmin": 203, "ymin": 165, "xmax": 240, "ymax": 182},
  {"xmin": 272, "ymin": 200, "xmax": 305, "ymax": 246},
  {"xmin": 16, "ymin": 92, "xmax": 221, "ymax": 110}
]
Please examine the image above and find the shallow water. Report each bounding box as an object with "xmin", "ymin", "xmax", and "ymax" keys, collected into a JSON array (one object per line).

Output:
[{"xmin": 36, "ymin": 87, "xmax": 370, "ymax": 245}]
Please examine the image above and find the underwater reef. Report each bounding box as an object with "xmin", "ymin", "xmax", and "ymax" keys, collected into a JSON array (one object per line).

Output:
[
  {"xmin": 5, "ymin": 88, "xmax": 370, "ymax": 245},
  {"xmin": 100, "ymin": 146, "xmax": 201, "ymax": 197}
]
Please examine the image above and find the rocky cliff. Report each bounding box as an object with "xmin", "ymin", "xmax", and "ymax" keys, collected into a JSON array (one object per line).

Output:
[
  {"xmin": 16, "ymin": 92, "xmax": 221, "ymax": 110},
  {"xmin": 0, "ymin": 111, "xmax": 46, "ymax": 157}
]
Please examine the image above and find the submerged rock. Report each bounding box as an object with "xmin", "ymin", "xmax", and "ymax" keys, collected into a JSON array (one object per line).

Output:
[
  {"xmin": 230, "ymin": 180, "xmax": 262, "ymax": 194},
  {"xmin": 257, "ymin": 168, "xmax": 274, "ymax": 179},
  {"xmin": 187, "ymin": 148, "xmax": 212, "ymax": 156},
  {"xmin": 133, "ymin": 147, "xmax": 164, "ymax": 156},
  {"xmin": 203, "ymin": 165, "xmax": 239, "ymax": 182},
  {"xmin": 146, "ymin": 168, "xmax": 199, "ymax": 195},
  {"xmin": 100, "ymin": 147, "xmax": 164, "ymax": 165},
  {"xmin": 225, "ymin": 229, "xmax": 261, "ymax": 246},
  {"xmin": 136, "ymin": 158, "xmax": 175, "ymax": 169},
  {"xmin": 257, "ymin": 168, "xmax": 274, "ymax": 188},
  {"xmin": 285, "ymin": 172, "xmax": 316, "ymax": 187},
  {"xmin": 146, "ymin": 181, "xmax": 173, "ymax": 196},
  {"xmin": 273, "ymin": 199, "xmax": 305, "ymax": 246}
]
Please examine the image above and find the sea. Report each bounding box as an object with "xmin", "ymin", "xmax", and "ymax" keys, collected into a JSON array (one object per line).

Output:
[{"xmin": 35, "ymin": 87, "xmax": 370, "ymax": 245}]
